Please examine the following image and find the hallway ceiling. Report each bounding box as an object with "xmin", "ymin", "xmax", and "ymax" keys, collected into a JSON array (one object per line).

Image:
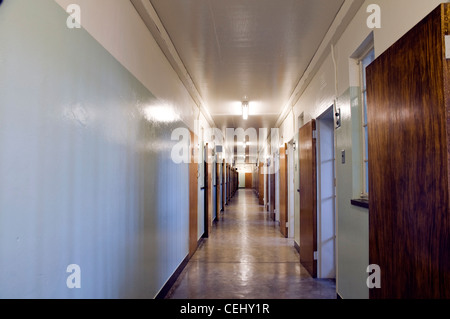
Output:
[{"xmin": 148, "ymin": 0, "xmax": 345, "ymax": 132}]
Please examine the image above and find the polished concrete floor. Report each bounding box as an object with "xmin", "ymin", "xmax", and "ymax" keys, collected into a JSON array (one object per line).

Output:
[{"xmin": 166, "ymin": 189, "xmax": 336, "ymax": 299}]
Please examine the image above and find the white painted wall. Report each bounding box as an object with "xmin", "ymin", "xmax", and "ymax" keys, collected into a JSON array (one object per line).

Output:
[
  {"xmin": 373, "ymin": 0, "xmax": 450, "ymax": 57},
  {"xmin": 0, "ymin": 0, "xmax": 213, "ymax": 298},
  {"xmin": 54, "ymin": 0, "xmax": 206, "ymax": 133},
  {"xmin": 239, "ymin": 172, "xmax": 246, "ymax": 188}
]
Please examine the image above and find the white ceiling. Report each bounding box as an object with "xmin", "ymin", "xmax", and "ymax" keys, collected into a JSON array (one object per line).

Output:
[{"xmin": 148, "ymin": 0, "xmax": 346, "ymax": 132}]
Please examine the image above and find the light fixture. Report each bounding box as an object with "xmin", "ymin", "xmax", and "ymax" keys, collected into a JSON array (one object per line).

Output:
[{"xmin": 242, "ymin": 101, "xmax": 249, "ymax": 120}]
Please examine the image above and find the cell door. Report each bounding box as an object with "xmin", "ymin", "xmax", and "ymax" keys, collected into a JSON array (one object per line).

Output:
[
  {"xmin": 203, "ymin": 143, "xmax": 213, "ymax": 238},
  {"xmin": 299, "ymin": 120, "xmax": 317, "ymax": 278},
  {"xmin": 222, "ymin": 160, "xmax": 225, "ymax": 211},
  {"xmin": 216, "ymin": 161, "xmax": 220, "ymax": 218},
  {"xmin": 287, "ymin": 141, "xmax": 295, "ymax": 238},
  {"xmin": 279, "ymin": 144, "xmax": 288, "ymax": 238}
]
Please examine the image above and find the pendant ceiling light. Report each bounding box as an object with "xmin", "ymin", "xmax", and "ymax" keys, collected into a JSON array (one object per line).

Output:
[{"xmin": 242, "ymin": 101, "xmax": 249, "ymax": 120}]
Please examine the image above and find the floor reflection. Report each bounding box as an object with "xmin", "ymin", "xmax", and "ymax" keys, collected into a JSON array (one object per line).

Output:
[{"xmin": 166, "ymin": 189, "xmax": 336, "ymax": 299}]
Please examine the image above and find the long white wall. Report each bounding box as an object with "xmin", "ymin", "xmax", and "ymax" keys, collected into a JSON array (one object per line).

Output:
[
  {"xmin": 278, "ymin": 0, "xmax": 448, "ymax": 299},
  {"xmin": 0, "ymin": 0, "xmax": 212, "ymax": 298}
]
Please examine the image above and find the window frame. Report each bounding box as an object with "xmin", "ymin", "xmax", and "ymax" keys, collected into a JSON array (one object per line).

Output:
[{"xmin": 358, "ymin": 47, "xmax": 375, "ymax": 199}]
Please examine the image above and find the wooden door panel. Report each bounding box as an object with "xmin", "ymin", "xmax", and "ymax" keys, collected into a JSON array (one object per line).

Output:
[
  {"xmin": 204, "ymin": 144, "xmax": 212, "ymax": 238},
  {"xmin": 259, "ymin": 163, "xmax": 264, "ymax": 205},
  {"xmin": 269, "ymin": 171, "xmax": 275, "ymax": 221},
  {"xmin": 266, "ymin": 164, "xmax": 269, "ymax": 211},
  {"xmin": 279, "ymin": 144, "xmax": 288, "ymax": 238},
  {"xmin": 245, "ymin": 173, "xmax": 252, "ymax": 189},
  {"xmin": 216, "ymin": 162, "xmax": 220, "ymax": 218},
  {"xmin": 367, "ymin": 4, "xmax": 450, "ymax": 298},
  {"xmin": 227, "ymin": 164, "xmax": 230, "ymax": 202},
  {"xmin": 222, "ymin": 160, "xmax": 225, "ymax": 211},
  {"xmin": 299, "ymin": 120, "xmax": 317, "ymax": 278}
]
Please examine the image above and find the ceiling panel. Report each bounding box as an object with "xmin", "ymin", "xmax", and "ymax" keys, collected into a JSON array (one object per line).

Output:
[{"xmin": 149, "ymin": 0, "xmax": 345, "ymax": 131}]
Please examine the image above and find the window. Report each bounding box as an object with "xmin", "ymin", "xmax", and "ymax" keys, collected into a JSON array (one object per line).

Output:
[{"xmin": 359, "ymin": 48, "xmax": 375, "ymax": 198}]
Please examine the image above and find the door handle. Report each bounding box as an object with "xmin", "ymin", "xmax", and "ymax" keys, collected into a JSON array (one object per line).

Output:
[{"xmin": 297, "ymin": 189, "xmax": 300, "ymax": 193}]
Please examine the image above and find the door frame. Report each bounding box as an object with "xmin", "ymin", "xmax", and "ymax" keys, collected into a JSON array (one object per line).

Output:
[{"xmin": 316, "ymin": 106, "xmax": 337, "ymax": 279}]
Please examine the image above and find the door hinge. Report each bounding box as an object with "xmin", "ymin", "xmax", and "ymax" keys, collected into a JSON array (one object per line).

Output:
[
  {"xmin": 286, "ymin": 222, "xmax": 289, "ymax": 228},
  {"xmin": 312, "ymin": 130, "xmax": 317, "ymax": 139},
  {"xmin": 314, "ymin": 251, "xmax": 318, "ymax": 260}
]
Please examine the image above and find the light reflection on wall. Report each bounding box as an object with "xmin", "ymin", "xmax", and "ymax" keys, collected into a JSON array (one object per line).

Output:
[
  {"xmin": 141, "ymin": 103, "xmax": 181, "ymax": 124},
  {"xmin": 0, "ymin": 0, "xmax": 190, "ymax": 299}
]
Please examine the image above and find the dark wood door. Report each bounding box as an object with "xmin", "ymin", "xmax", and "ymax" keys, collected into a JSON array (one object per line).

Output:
[
  {"xmin": 245, "ymin": 173, "xmax": 252, "ymax": 189},
  {"xmin": 230, "ymin": 168, "xmax": 233, "ymax": 197},
  {"xmin": 204, "ymin": 143, "xmax": 213, "ymax": 238},
  {"xmin": 189, "ymin": 131, "xmax": 198, "ymax": 257},
  {"xmin": 222, "ymin": 160, "xmax": 225, "ymax": 211},
  {"xmin": 269, "ymin": 171, "xmax": 275, "ymax": 221},
  {"xmin": 299, "ymin": 120, "xmax": 317, "ymax": 278},
  {"xmin": 227, "ymin": 164, "xmax": 230, "ymax": 203},
  {"xmin": 279, "ymin": 144, "xmax": 288, "ymax": 238},
  {"xmin": 266, "ymin": 162, "xmax": 270, "ymax": 211},
  {"xmin": 236, "ymin": 170, "xmax": 238, "ymax": 193},
  {"xmin": 366, "ymin": 4, "xmax": 450, "ymax": 299},
  {"xmin": 259, "ymin": 163, "xmax": 264, "ymax": 205},
  {"xmin": 216, "ymin": 162, "xmax": 220, "ymax": 218}
]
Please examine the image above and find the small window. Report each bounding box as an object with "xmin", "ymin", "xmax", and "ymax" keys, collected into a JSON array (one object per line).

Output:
[{"xmin": 360, "ymin": 48, "xmax": 375, "ymax": 198}]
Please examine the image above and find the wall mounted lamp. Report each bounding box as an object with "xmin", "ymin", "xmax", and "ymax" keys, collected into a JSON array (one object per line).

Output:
[{"xmin": 335, "ymin": 108, "xmax": 341, "ymax": 128}]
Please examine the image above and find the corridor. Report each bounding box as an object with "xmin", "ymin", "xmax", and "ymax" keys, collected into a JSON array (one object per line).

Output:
[
  {"xmin": 1, "ymin": 0, "xmax": 449, "ymax": 301},
  {"xmin": 167, "ymin": 189, "xmax": 335, "ymax": 299}
]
